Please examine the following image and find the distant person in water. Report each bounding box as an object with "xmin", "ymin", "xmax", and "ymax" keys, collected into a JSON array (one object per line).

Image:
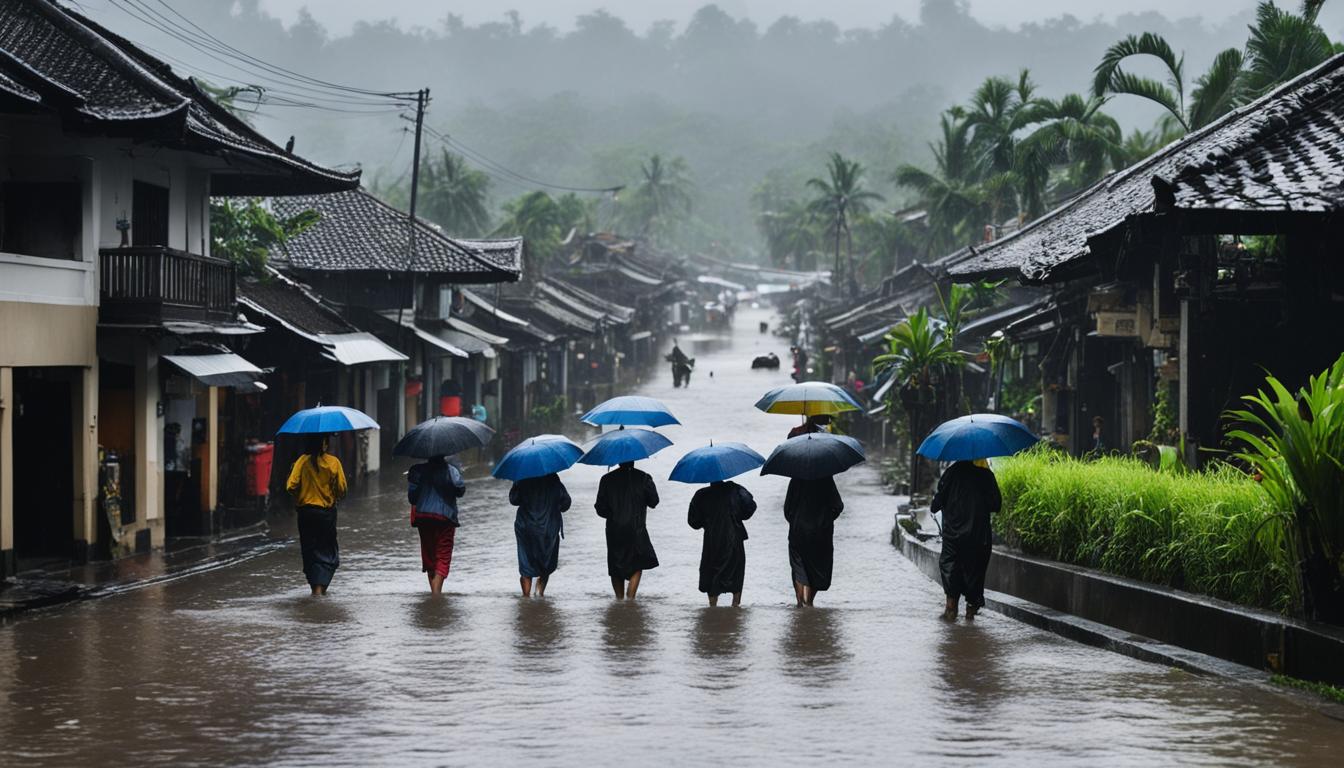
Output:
[
  {"xmin": 688, "ymin": 480, "xmax": 757, "ymax": 606},
  {"xmin": 783, "ymin": 474, "xmax": 844, "ymax": 606},
  {"xmin": 408, "ymin": 455, "xmax": 466, "ymax": 596},
  {"xmin": 595, "ymin": 460, "xmax": 660, "ymax": 599},
  {"xmin": 930, "ymin": 459, "xmax": 1002, "ymax": 620},
  {"xmin": 286, "ymin": 435, "xmax": 347, "ymax": 595},
  {"xmin": 788, "ymin": 414, "xmax": 831, "ymax": 439},
  {"xmin": 509, "ymin": 472, "xmax": 571, "ymax": 597}
]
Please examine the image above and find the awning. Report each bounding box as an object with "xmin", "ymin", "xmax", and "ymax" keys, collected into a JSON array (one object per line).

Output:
[
  {"xmin": 440, "ymin": 329, "xmax": 497, "ymax": 358},
  {"xmin": 628, "ymin": 330, "xmax": 653, "ymax": 342},
  {"xmin": 318, "ymin": 332, "xmax": 409, "ymax": 366},
  {"xmin": 617, "ymin": 265, "xmax": 663, "ymax": 285},
  {"xmin": 446, "ymin": 315, "xmax": 509, "ymax": 346},
  {"xmin": 406, "ymin": 322, "xmax": 468, "ymax": 358},
  {"xmin": 162, "ymin": 320, "xmax": 265, "ymax": 336},
  {"xmin": 462, "ymin": 289, "xmax": 530, "ymax": 327},
  {"xmin": 697, "ymin": 275, "xmax": 746, "ymax": 291},
  {"xmin": 163, "ymin": 353, "xmax": 267, "ymax": 390}
]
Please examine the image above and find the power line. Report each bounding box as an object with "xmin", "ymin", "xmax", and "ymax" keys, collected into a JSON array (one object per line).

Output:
[{"xmin": 420, "ymin": 123, "xmax": 624, "ymax": 195}]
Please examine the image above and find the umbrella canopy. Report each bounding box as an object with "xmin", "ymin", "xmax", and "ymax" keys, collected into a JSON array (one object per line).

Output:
[
  {"xmin": 277, "ymin": 405, "xmax": 378, "ymax": 435},
  {"xmin": 581, "ymin": 395, "xmax": 680, "ymax": 428},
  {"xmin": 669, "ymin": 442, "xmax": 766, "ymax": 484},
  {"xmin": 761, "ymin": 432, "xmax": 865, "ymax": 479},
  {"xmin": 755, "ymin": 381, "xmax": 862, "ymax": 417},
  {"xmin": 917, "ymin": 413, "xmax": 1038, "ymax": 461},
  {"xmin": 578, "ymin": 428, "xmax": 673, "ymax": 466},
  {"xmin": 492, "ymin": 434, "xmax": 583, "ymax": 481},
  {"xmin": 393, "ymin": 416, "xmax": 495, "ymax": 458}
]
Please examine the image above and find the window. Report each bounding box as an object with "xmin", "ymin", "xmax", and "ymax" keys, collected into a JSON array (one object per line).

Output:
[
  {"xmin": 133, "ymin": 181, "xmax": 169, "ymax": 247},
  {"xmin": 1, "ymin": 181, "xmax": 80, "ymax": 259}
]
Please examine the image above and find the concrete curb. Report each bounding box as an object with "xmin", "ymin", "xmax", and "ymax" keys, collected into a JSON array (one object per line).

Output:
[{"xmin": 891, "ymin": 517, "xmax": 1344, "ymax": 721}]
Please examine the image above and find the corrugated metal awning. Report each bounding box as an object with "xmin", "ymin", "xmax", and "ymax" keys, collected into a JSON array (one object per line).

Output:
[
  {"xmin": 628, "ymin": 330, "xmax": 653, "ymax": 341},
  {"xmin": 461, "ymin": 290, "xmax": 529, "ymax": 327},
  {"xmin": 318, "ymin": 332, "xmax": 409, "ymax": 366},
  {"xmin": 440, "ymin": 329, "xmax": 497, "ymax": 358},
  {"xmin": 446, "ymin": 316, "xmax": 509, "ymax": 346},
  {"xmin": 163, "ymin": 353, "xmax": 267, "ymax": 389}
]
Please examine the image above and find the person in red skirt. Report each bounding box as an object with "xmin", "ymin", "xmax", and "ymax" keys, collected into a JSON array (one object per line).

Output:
[{"xmin": 408, "ymin": 455, "xmax": 465, "ymax": 595}]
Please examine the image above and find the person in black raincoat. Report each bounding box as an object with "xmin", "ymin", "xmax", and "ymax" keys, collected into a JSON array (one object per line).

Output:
[
  {"xmin": 595, "ymin": 461, "xmax": 660, "ymax": 599},
  {"xmin": 930, "ymin": 460, "xmax": 1002, "ymax": 619},
  {"xmin": 509, "ymin": 472, "xmax": 571, "ymax": 598},
  {"xmin": 783, "ymin": 476, "xmax": 844, "ymax": 606},
  {"xmin": 687, "ymin": 480, "xmax": 757, "ymax": 606}
]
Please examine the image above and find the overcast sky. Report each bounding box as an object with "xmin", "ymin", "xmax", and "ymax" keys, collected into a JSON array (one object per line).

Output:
[{"xmin": 256, "ymin": 0, "xmax": 1334, "ymax": 34}]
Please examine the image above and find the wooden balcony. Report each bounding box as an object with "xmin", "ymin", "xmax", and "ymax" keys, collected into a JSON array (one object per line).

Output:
[{"xmin": 100, "ymin": 246, "xmax": 237, "ymax": 325}]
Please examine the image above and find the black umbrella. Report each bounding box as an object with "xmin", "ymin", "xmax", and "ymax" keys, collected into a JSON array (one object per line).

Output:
[
  {"xmin": 760, "ymin": 433, "xmax": 865, "ymax": 479},
  {"xmin": 393, "ymin": 417, "xmax": 495, "ymax": 458}
]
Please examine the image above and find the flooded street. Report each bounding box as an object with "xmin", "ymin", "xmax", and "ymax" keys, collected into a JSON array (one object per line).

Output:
[{"xmin": 1, "ymin": 306, "xmax": 1340, "ymax": 766}]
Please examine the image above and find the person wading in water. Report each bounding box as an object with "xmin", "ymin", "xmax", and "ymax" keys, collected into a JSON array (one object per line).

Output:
[
  {"xmin": 595, "ymin": 460, "xmax": 660, "ymax": 599},
  {"xmin": 408, "ymin": 455, "xmax": 466, "ymax": 596},
  {"xmin": 286, "ymin": 435, "xmax": 347, "ymax": 596},
  {"xmin": 930, "ymin": 459, "xmax": 1002, "ymax": 619}
]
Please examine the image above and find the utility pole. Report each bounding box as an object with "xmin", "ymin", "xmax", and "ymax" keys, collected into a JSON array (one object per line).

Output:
[{"xmin": 407, "ymin": 87, "xmax": 429, "ymax": 260}]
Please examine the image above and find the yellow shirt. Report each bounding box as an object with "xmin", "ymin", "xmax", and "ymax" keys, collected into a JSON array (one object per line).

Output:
[{"xmin": 286, "ymin": 452, "xmax": 347, "ymax": 509}]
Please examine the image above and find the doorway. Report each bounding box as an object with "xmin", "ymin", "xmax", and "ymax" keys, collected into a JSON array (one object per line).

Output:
[{"xmin": 12, "ymin": 367, "xmax": 75, "ymax": 568}]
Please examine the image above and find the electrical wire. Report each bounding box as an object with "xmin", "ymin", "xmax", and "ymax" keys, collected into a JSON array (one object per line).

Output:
[{"xmin": 421, "ymin": 124, "xmax": 623, "ymax": 195}]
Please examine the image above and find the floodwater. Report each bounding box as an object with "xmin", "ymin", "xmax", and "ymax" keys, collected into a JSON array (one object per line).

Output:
[{"xmin": 1, "ymin": 306, "xmax": 1341, "ymax": 766}]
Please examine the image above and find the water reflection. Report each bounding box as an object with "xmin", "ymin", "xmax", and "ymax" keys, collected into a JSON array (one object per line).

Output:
[
  {"xmin": 779, "ymin": 608, "xmax": 848, "ymax": 685},
  {"xmin": 513, "ymin": 599, "xmax": 565, "ymax": 654},
  {"xmin": 600, "ymin": 602, "xmax": 653, "ymax": 671},
  {"xmin": 284, "ymin": 596, "xmax": 352, "ymax": 626},
  {"xmin": 691, "ymin": 608, "xmax": 746, "ymax": 660},
  {"xmin": 410, "ymin": 596, "xmax": 460, "ymax": 632},
  {"xmin": 935, "ymin": 623, "xmax": 1006, "ymax": 713}
]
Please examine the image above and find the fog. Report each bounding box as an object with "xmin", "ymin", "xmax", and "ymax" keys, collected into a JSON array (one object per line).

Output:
[{"xmin": 78, "ymin": 0, "xmax": 1308, "ymax": 253}]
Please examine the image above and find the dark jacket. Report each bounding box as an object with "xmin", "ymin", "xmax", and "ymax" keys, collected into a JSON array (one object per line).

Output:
[
  {"xmin": 408, "ymin": 459, "xmax": 466, "ymax": 525},
  {"xmin": 930, "ymin": 461, "xmax": 1002, "ymax": 542}
]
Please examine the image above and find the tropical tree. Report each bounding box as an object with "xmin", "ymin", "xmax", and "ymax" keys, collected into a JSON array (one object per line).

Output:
[
  {"xmin": 418, "ymin": 149, "xmax": 492, "ymax": 237},
  {"xmin": 893, "ymin": 110, "xmax": 983, "ymax": 257},
  {"xmin": 807, "ymin": 152, "xmax": 883, "ymax": 290},
  {"xmin": 621, "ymin": 154, "xmax": 694, "ymax": 238},
  {"xmin": 493, "ymin": 190, "xmax": 592, "ymax": 267},
  {"xmin": 1014, "ymin": 93, "xmax": 1124, "ymax": 214},
  {"xmin": 1241, "ymin": 1, "xmax": 1340, "ymax": 98},
  {"xmin": 210, "ymin": 198, "xmax": 319, "ymax": 278}
]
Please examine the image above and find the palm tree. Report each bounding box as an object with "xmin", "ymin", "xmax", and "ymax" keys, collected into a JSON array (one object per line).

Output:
[
  {"xmin": 624, "ymin": 154, "xmax": 693, "ymax": 238},
  {"xmin": 494, "ymin": 191, "xmax": 564, "ymax": 265},
  {"xmin": 418, "ymin": 150, "xmax": 492, "ymax": 237},
  {"xmin": 1014, "ymin": 93, "xmax": 1124, "ymax": 214},
  {"xmin": 1242, "ymin": 1, "xmax": 1339, "ymax": 98},
  {"xmin": 807, "ymin": 152, "xmax": 883, "ymax": 290},
  {"xmin": 1092, "ymin": 32, "xmax": 1245, "ymax": 132},
  {"xmin": 893, "ymin": 111, "xmax": 982, "ymax": 256}
]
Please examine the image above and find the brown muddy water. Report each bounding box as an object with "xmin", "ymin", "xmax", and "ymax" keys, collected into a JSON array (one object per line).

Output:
[{"xmin": 0, "ymin": 307, "xmax": 1340, "ymax": 766}]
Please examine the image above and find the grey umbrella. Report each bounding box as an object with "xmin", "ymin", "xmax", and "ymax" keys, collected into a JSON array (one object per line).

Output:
[
  {"xmin": 760, "ymin": 433, "xmax": 865, "ymax": 479},
  {"xmin": 393, "ymin": 417, "xmax": 495, "ymax": 458}
]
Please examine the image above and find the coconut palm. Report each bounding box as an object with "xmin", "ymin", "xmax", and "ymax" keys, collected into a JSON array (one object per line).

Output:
[
  {"xmin": 807, "ymin": 152, "xmax": 884, "ymax": 290},
  {"xmin": 494, "ymin": 191, "xmax": 564, "ymax": 264},
  {"xmin": 623, "ymin": 154, "xmax": 693, "ymax": 238},
  {"xmin": 419, "ymin": 149, "xmax": 492, "ymax": 237},
  {"xmin": 1092, "ymin": 32, "xmax": 1245, "ymax": 132},
  {"xmin": 893, "ymin": 111, "xmax": 983, "ymax": 256},
  {"xmin": 1014, "ymin": 93, "xmax": 1125, "ymax": 215},
  {"xmin": 1242, "ymin": 1, "xmax": 1340, "ymax": 98}
]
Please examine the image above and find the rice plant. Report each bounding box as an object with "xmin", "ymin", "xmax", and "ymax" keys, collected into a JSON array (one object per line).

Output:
[{"xmin": 993, "ymin": 447, "xmax": 1294, "ymax": 611}]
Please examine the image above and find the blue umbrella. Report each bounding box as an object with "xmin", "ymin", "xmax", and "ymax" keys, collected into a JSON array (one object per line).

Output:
[
  {"xmin": 277, "ymin": 405, "xmax": 378, "ymax": 435},
  {"xmin": 669, "ymin": 442, "xmax": 766, "ymax": 484},
  {"xmin": 581, "ymin": 396, "xmax": 680, "ymax": 428},
  {"xmin": 493, "ymin": 435, "xmax": 583, "ymax": 481},
  {"xmin": 917, "ymin": 413, "xmax": 1038, "ymax": 461},
  {"xmin": 579, "ymin": 428, "xmax": 673, "ymax": 466},
  {"xmin": 760, "ymin": 432, "xmax": 865, "ymax": 479}
]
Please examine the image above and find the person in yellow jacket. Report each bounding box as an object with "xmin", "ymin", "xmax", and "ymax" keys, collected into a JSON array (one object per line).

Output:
[{"xmin": 286, "ymin": 435, "xmax": 347, "ymax": 595}]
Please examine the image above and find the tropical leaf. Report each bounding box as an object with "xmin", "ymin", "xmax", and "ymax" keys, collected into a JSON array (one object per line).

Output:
[{"xmin": 1189, "ymin": 48, "xmax": 1246, "ymax": 129}]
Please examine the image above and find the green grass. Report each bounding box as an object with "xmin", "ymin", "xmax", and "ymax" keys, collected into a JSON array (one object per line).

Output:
[
  {"xmin": 1271, "ymin": 674, "xmax": 1344, "ymax": 705},
  {"xmin": 993, "ymin": 449, "xmax": 1294, "ymax": 612}
]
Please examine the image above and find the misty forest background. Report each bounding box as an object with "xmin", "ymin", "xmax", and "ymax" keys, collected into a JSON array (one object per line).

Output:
[{"xmin": 84, "ymin": 0, "xmax": 1340, "ymax": 270}]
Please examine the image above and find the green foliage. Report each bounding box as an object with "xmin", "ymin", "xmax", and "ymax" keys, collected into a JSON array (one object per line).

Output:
[
  {"xmin": 806, "ymin": 152, "xmax": 883, "ymax": 284},
  {"xmin": 994, "ymin": 448, "xmax": 1294, "ymax": 611},
  {"xmin": 493, "ymin": 191, "xmax": 592, "ymax": 266},
  {"xmin": 210, "ymin": 199, "xmax": 319, "ymax": 277},
  {"xmin": 418, "ymin": 150, "xmax": 493, "ymax": 237},
  {"xmin": 1225, "ymin": 352, "xmax": 1344, "ymax": 620},
  {"xmin": 1149, "ymin": 382, "xmax": 1178, "ymax": 443},
  {"xmin": 872, "ymin": 307, "xmax": 962, "ymax": 391},
  {"xmin": 615, "ymin": 154, "xmax": 694, "ymax": 241},
  {"xmin": 1270, "ymin": 674, "xmax": 1344, "ymax": 705},
  {"xmin": 528, "ymin": 396, "xmax": 567, "ymax": 431}
]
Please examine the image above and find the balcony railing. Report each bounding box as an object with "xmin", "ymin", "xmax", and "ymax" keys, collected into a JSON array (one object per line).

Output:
[{"xmin": 100, "ymin": 246, "xmax": 237, "ymax": 325}]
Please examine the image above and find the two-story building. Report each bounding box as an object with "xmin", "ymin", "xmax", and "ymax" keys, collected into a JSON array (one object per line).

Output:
[{"xmin": 0, "ymin": 0, "xmax": 358, "ymax": 574}]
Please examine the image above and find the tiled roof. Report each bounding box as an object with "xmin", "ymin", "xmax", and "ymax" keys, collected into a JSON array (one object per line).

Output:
[
  {"xmin": 0, "ymin": 1, "xmax": 359, "ymax": 195},
  {"xmin": 453, "ymin": 237, "xmax": 524, "ymax": 275},
  {"xmin": 271, "ymin": 189, "xmax": 521, "ymax": 282},
  {"xmin": 238, "ymin": 276, "xmax": 353, "ymax": 336},
  {"xmin": 949, "ymin": 53, "xmax": 1344, "ymax": 283}
]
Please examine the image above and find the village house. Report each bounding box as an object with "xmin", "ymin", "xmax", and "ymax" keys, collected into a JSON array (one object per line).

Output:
[{"xmin": 0, "ymin": 0, "xmax": 359, "ymax": 573}]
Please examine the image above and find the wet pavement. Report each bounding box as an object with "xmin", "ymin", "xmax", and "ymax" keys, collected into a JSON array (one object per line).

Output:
[{"xmin": 1, "ymin": 306, "xmax": 1341, "ymax": 765}]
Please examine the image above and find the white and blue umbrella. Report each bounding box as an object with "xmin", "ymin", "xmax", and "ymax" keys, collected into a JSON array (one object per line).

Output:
[
  {"xmin": 760, "ymin": 432, "xmax": 865, "ymax": 479},
  {"xmin": 581, "ymin": 395, "xmax": 680, "ymax": 428},
  {"xmin": 579, "ymin": 428, "xmax": 673, "ymax": 466},
  {"xmin": 669, "ymin": 442, "xmax": 765, "ymax": 484},
  {"xmin": 276, "ymin": 405, "xmax": 378, "ymax": 435},
  {"xmin": 493, "ymin": 435, "xmax": 583, "ymax": 481},
  {"xmin": 916, "ymin": 413, "xmax": 1038, "ymax": 461}
]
